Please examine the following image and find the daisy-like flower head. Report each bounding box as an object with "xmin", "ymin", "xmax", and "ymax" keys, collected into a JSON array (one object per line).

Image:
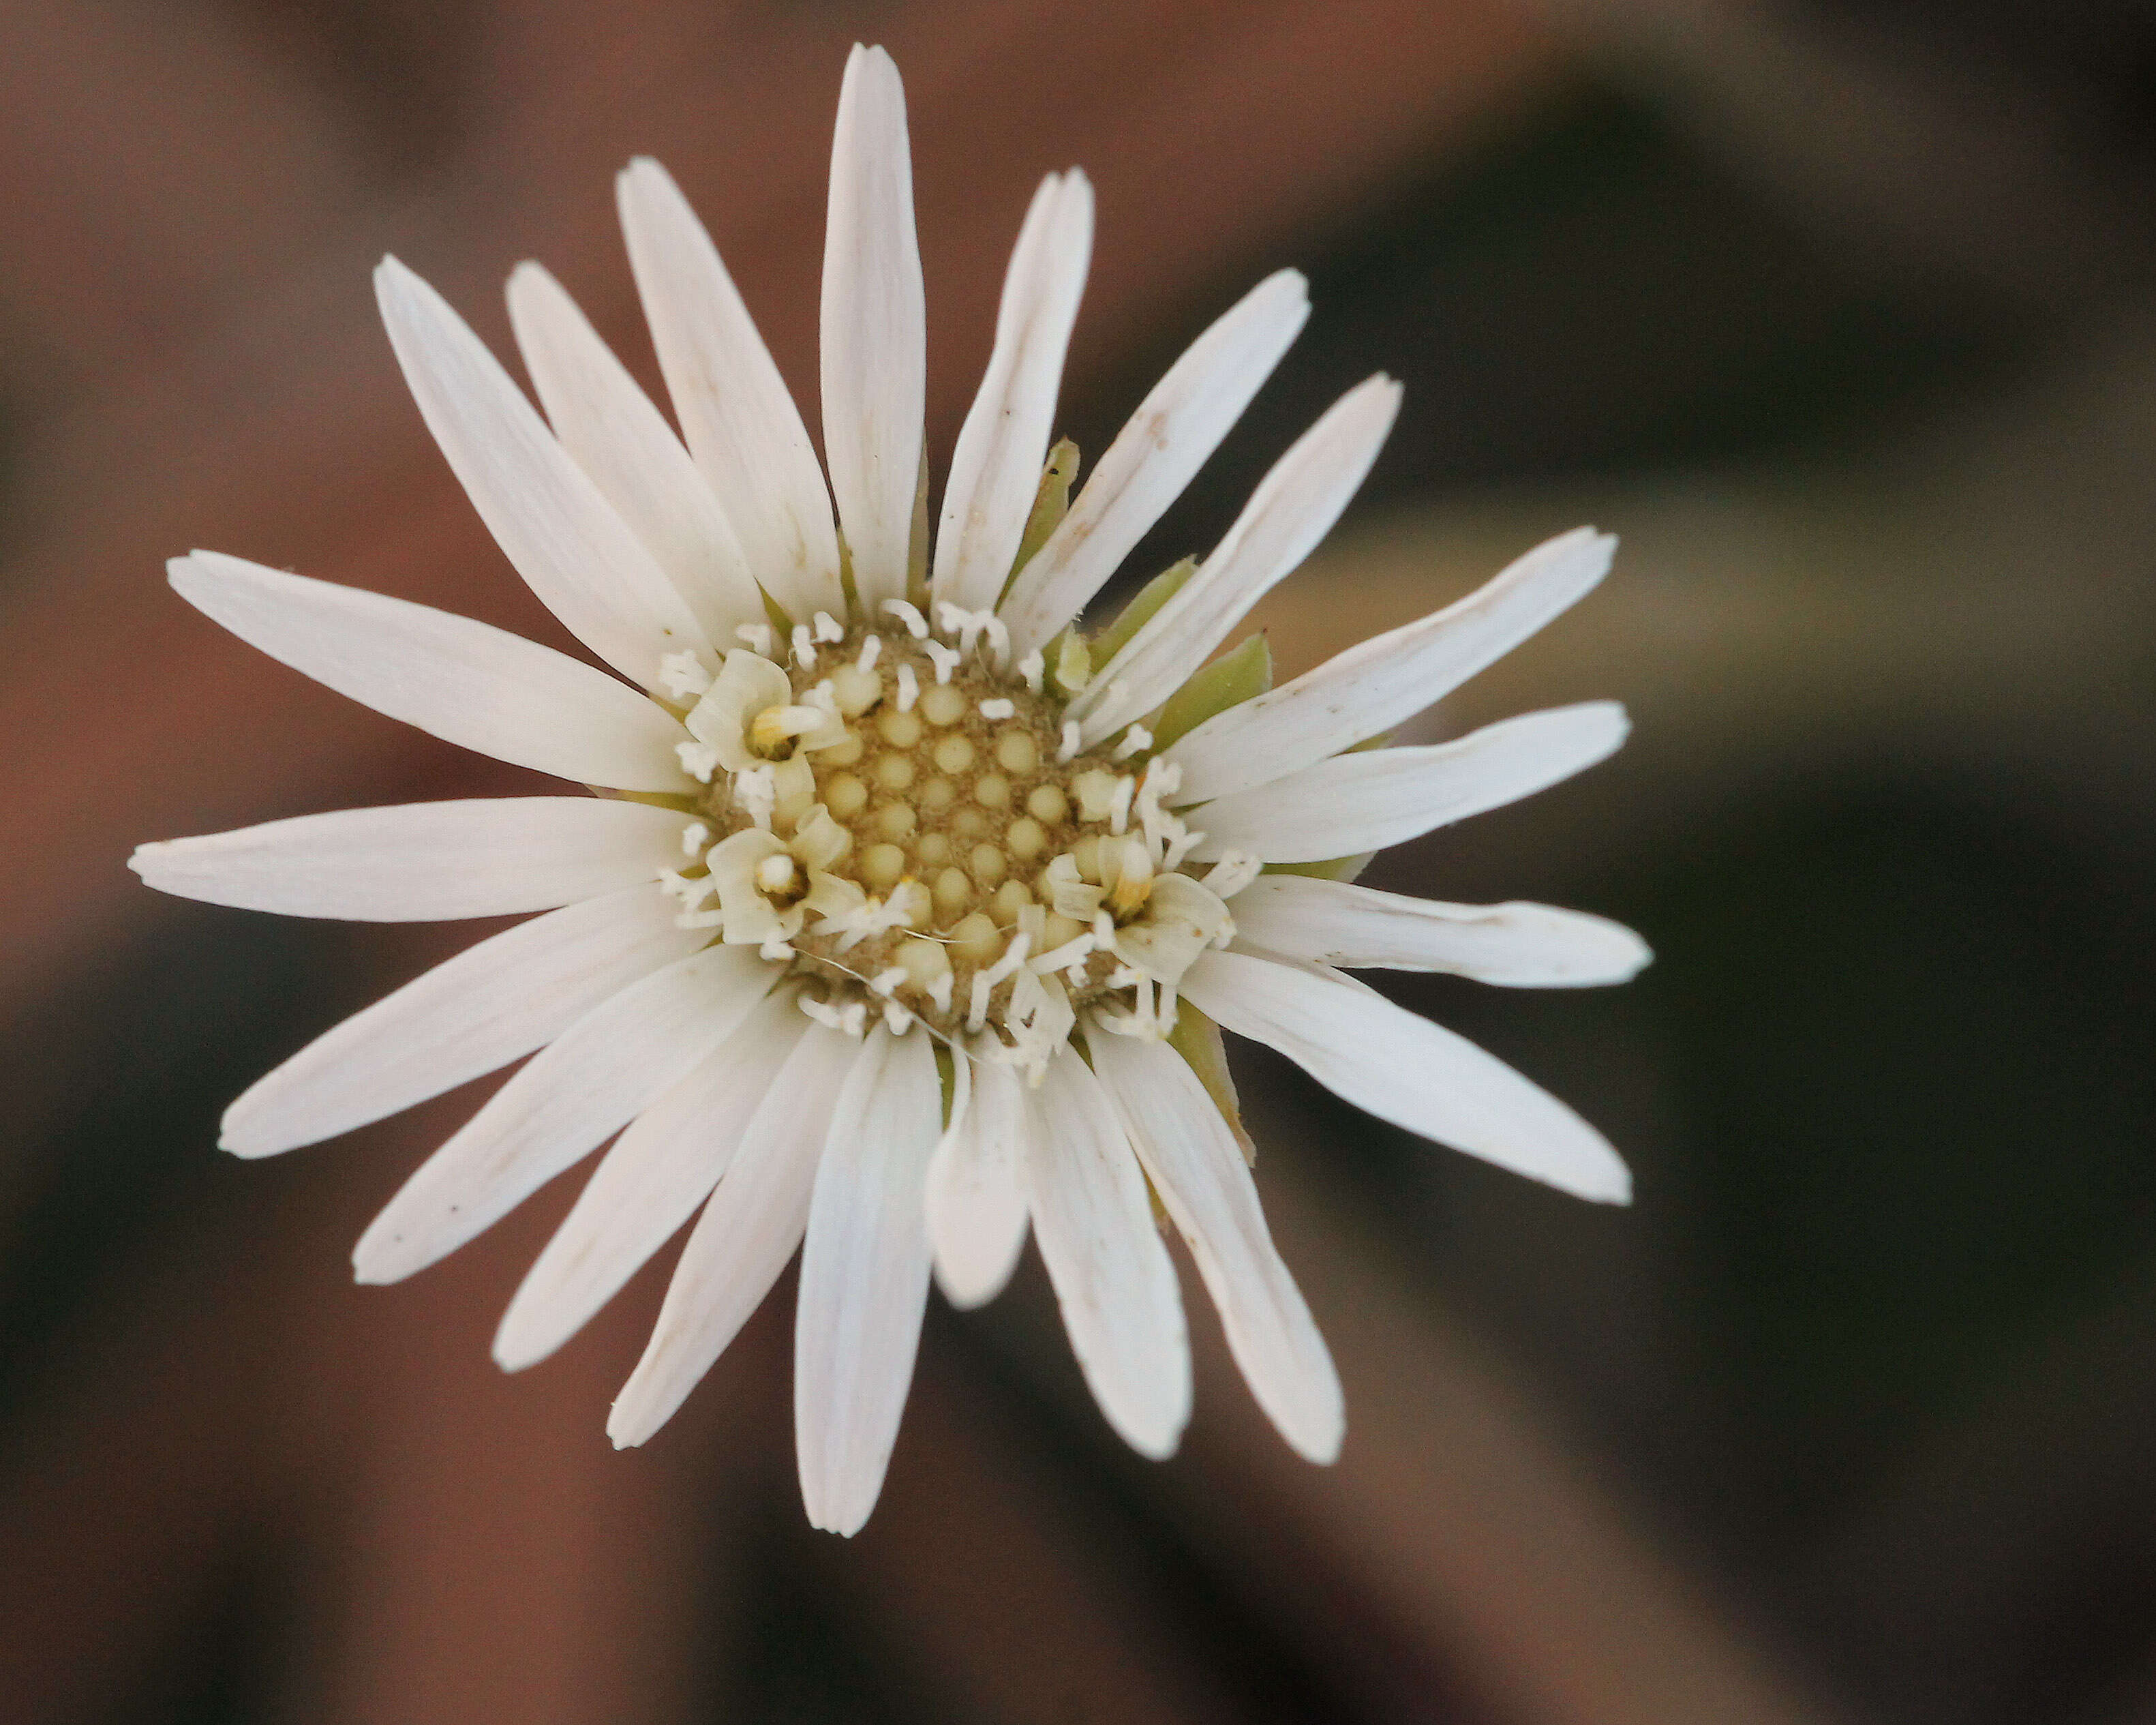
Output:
[{"xmin": 132, "ymin": 46, "xmax": 1649, "ymax": 1535}]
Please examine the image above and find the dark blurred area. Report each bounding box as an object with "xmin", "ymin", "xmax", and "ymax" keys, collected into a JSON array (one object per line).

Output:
[{"xmin": 4, "ymin": 2, "xmax": 2155, "ymax": 1721}]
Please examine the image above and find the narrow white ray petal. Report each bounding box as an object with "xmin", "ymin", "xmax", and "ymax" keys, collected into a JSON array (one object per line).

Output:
[
  {"xmin": 1168, "ymin": 527, "xmax": 1615, "ymax": 802},
  {"xmin": 1228, "ymin": 875, "xmax": 1652, "ymax": 986},
  {"xmin": 618, "ymin": 158, "xmax": 841, "ymax": 620},
  {"xmin": 170, "ymin": 552, "xmax": 690, "ymax": 794},
  {"xmin": 1182, "ymin": 950, "xmax": 1631, "ymax": 1202},
  {"xmin": 1090, "ymin": 1033, "xmax": 1342, "ymax": 1462},
  {"xmin": 1074, "ymin": 375, "xmax": 1401, "ymax": 744},
  {"xmin": 130, "ymin": 798, "xmax": 689, "ymax": 921},
  {"xmin": 494, "ymin": 988, "xmax": 804, "ymax": 1370},
  {"xmin": 997, "ymin": 270, "xmax": 1311, "ymax": 657},
  {"xmin": 224, "ymin": 884, "xmax": 706, "ymax": 1158},
  {"xmin": 374, "ymin": 257, "xmax": 708, "ymax": 685},
  {"xmin": 352, "ymin": 945, "xmax": 774, "ymax": 1284},
  {"xmin": 932, "ymin": 171, "xmax": 1092, "ymax": 614},
  {"xmin": 506, "ymin": 262, "xmax": 763, "ymax": 644},
  {"xmin": 1187, "ymin": 702, "xmax": 1628, "ymax": 863},
  {"xmin": 926, "ymin": 1054, "xmax": 1031, "ymax": 1308},
  {"xmin": 1024, "ymin": 1047, "xmax": 1191, "ymax": 1459},
  {"xmin": 794, "ymin": 1025, "xmax": 943, "ymax": 1535},
  {"xmin": 609, "ymin": 1022, "xmax": 856, "ymax": 1447},
  {"xmin": 821, "ymin": 44, "xmax": 926, "ymax": 608}
]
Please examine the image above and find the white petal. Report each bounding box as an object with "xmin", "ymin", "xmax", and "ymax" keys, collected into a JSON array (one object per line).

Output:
[
  {"xmin": 997, "ymin": 271, "xmax": 1311, "ymax": 658},
  {"xmin": 617, "ymin": 158, "xmax": 841, "ymax": 620},
  {"xmin": 130, "ymin": 797, "xmax": 690, "ymax": 921},
  {"xmin": 932, "ymin": 171, "xmax": 1092, "ymax": 614},
  {"xmin": 352, "ymin": 944, "xmax": 774, "ymax": 1283},
  {"xmin": 925, "ymin": 1054, "xmax": 1030, "ymax": 1308},
  {"xmin": 169, "ymin": 552, "xmax": 690, "ymax": 794},
  {"xmin": 1181, "ymin": 950, "xmax": 1631, "ymax": 1202},
  {"xmin": 374, "ymin": 257, "xmax": 709, "ymax": 686},
  {"xmin": 609, "ymin": 1021, "xmax": 856, "ymax": 1447},
  {"xmin": 1074, "ymin": 375, "xmax": 1401, "ymax": 744},
  {"xmin": 506, "ymin": 262, "xmax": 763, "ymax": 644},
  {"xmin": 1168, "ymin": 527, "xmax": 1615, "ymax": 802},
  {"xmin": 1089, "ymin": 1033, "xmax": 1342, "ymax": 1462},
  {"xmin": 794, "ymin": 1026, "xmax": 943, "ymax": 1535},
  {"xmin": 223, "ymin": 883, "xmax": 706, "ymax": 1158},
  {"xmin": 1024, "ymin": 1046, "xmax": 1190, "ymax": 1459},
  {"xmin": 1228, "ymin": 875, "xmax": 1652, "ymax": 986},
  {"xmin": 493, "ymin": 987, "xmax": 804, "ymax": 1370},
  {"xmin": 820, "ymin": 45, "xmax": 926, "ymax": 609},
  {"xmin": 1187, "ymin": 702, "xmax": 1629, "ymax": 863}
]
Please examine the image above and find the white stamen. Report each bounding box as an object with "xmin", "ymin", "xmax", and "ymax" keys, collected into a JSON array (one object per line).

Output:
[
  {"xmin": 965, "ymin": 974, "xmax": 992, "ymax": 1034},
  {"xmin": 1057, "ymin": 719, "xmax": 1081, "ymax": 762},
  {"xmin": 1017, "ymin": 650, "xmax": 1045, "ymax": 693},
  {"xmin": 1135, "ymin": 760, "xmax": 1190, "ymax": 865},
  {"xmin": 981, "ymin": 931, "xmax": 1033, "ymax": 987},
  {"xmin": 1101, "ymin": 978, "xmax": 1173, "ymax": 1041},
  {"xmin": 1162, "ymin": 826, "xmax": 1206, "ymax": 871},
  {"xmin": 1111, "ymin": 724, "xmax": 1152, "ymax": 761},
  {"xmin": 922, "ymin": 640, "xmax": 960, "ymax": 684},
  {"xmin": 978, "ymin": 698, "xmax": 1016, "ymax": 721},
  {"xmin": 676, "ymin": 740, "xmax": 722, "ymax": 783},
  {"xmin": 896, "ymin": 664, "xmax": 920, "ymax": 711},
  {"xmin": 882, "ymin": 1001, "xmax": 915, "ymax": 1034},
  {"xmin": 856, "ymin": 633, "xmax": 883, "ymax": 671},
  {"xmin": 789, "ymin": 625, "xmax": 817, "ymax": 668},
  {"xmin": 812, "ymin": 610, "xmax": 845, "ymax": 643},
  {"xmin": 680, "ymin": 820, "xmax": 711, "ymax": 858},
  {"xmin": 1030, "ymin": 932, "xmax": 1096, "ymax": 973},
  {"xmin": 932, "ymin": 600, "xmax": 973, "ymax": 644},
  {"xmin": 760, "ymin": 935, "xmax": 795, "ymax": 962},
  {"xmin": 735, "ymin": 622, "xmax": 774, "ymax": 655},
  {"xmin": 733, "ymin": 764, "xmax": 777, "ymax": 830},
  {"xmin": 658, "ymin": 651, "xmax": 712, "ymax": 700},
  {"xmin": 847, "ymin": 891, "xmax": 922, "ymax": 946},
  {"xmin": 881, "ymin": 599, "xmax": 930, "ymax": 639},
  {"xmin": 869, "ymin": 967, "xmax": 908, "ymax": 997},
  {"xmin": 1108, "ymin": 774, "xmax": 1137, "ymax": 835},
  {"xmin": 658, "ymin": 867, "xmax": 716, "ymax": 911},
  {"xmin": 925, "ymin": 970, "xmax": 955, "ymax": 1014}
]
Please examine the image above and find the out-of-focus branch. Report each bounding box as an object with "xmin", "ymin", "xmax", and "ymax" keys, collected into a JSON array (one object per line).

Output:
[
  {"xmin": 1531, "ymin": 0, "xmax": 2155, "ymax": 310},
  {"xmin": 825, "ymin": 1349, "xmax": 1252, "ymax": 1725},
  {"xmin": 1175, "ymin": 1144, "xmax": 1853, "ymax": 1725},
  {"xmin": 0, "ymin": 1102, "xmax": 771, "ymax": 1724}
]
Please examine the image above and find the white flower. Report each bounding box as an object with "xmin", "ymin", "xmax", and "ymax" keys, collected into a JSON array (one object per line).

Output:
[{"xmin": 129, "ymin": 44, "xmax": 1648, "ymax": 1535}]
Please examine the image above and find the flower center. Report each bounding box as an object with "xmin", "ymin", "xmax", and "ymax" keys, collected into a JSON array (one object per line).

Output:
[{"xmin": 658, "ymin": 612, "xmax": 1243, "ymax": 1067}]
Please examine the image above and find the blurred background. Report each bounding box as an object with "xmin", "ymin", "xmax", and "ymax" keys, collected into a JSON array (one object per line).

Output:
[{"xmin": 3, "ymin": 1, "xmax": 2155, "ymax": 1720}]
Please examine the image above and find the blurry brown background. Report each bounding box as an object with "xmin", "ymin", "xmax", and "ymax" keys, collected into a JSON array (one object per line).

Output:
[{"xmin": 5, "ymin": 1, "xmax": 2156, "ymax": 1720}]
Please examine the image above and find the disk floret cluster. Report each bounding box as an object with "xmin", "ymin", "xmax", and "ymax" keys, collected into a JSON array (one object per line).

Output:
[{"xmin": 656, "ymin": 599, "xmax": 1251, "ymax": 1072}]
